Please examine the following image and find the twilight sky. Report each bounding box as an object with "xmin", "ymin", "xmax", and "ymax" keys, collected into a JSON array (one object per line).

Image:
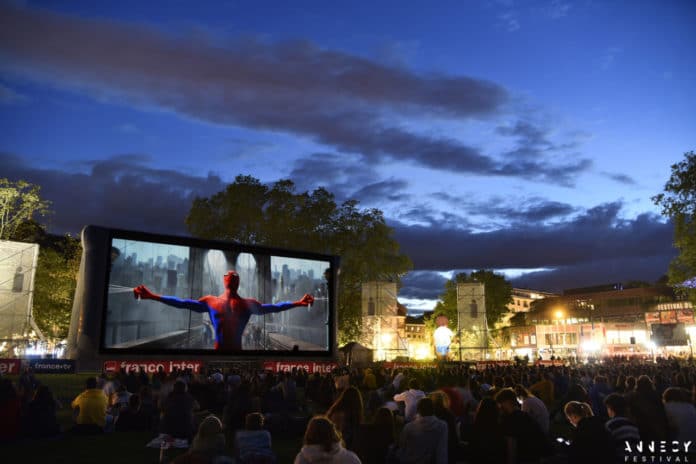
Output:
[{"xmin": 1, "ymin": 0, "xmax": 695, "ymax": 312}]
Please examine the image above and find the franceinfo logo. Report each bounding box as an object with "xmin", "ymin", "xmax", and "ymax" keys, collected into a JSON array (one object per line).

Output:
[{"xmin": 624, "ymin": 441, "xmax": 692, "ymax": 463}]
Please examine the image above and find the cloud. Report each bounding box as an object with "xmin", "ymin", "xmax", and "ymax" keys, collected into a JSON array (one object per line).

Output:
[
  {"xmin": 0, "ymin": 4, "xmax": 590, "ymax": 185},
  {"xmin": 430, "ymin": 193, "xmax": 578, "ymax": 224},
  {"xmin": 0, "ymin": 82, "xmax": 27, "ymax": 103},
  {"xmin": 400, "ymin": 271, "xmax": 450, "ymax": 300},
  {"xmin": 0, "ymin": 152, "xmax": 226, "ymax": 236},
  {"xmin": 350, "ymin": 178, "xmax": 410, "ymax": 204},
  {"xmin": 3, "ymin": 151, "xmax": 674, "ymax": 300},
  {"xmin": 603, "ymin": 171, "xmax": 637, "ymax": 185},
  {"xmin": 499, "ymin": 12, "xmax": 521, "ymax": 32},
  {"xmin": 116, "ymin": 123, "xmax": 140, "ymax": 134},
  {"xmin": 511, "ymin": 255, "xmax": 672, "ymax": 293},
  {"xmin": 393, "ymin": 201, "xmax": 675, "ymax": 271},
  {"xmin": 546, "ymin": 0, "xmax": 571, "ymax": 19},
  {"xmin": 598, "ymin": 46, "xmax": 622, "ymax": 70}
]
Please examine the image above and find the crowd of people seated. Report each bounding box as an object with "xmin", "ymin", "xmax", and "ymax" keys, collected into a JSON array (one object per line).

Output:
[{"xmin": 2, "ymin": 356, "xmax": 696, "ymax": 463}]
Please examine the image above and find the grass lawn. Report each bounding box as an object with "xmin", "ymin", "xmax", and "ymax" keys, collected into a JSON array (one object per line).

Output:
[
  {"xmin": 5, "ymin": 373, "xmax": 304, "ymax": 463},
  {"xmin": 4, "ymin": 432, "xmax": 303, "ymax": 463}
]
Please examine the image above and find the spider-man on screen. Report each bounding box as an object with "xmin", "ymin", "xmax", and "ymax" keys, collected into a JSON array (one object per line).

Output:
[{"xmin": 133, "ymin": 270, "xmax": 314, "ymax": 351}]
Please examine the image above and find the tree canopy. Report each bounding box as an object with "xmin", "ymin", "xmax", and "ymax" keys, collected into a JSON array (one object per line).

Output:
[
  {"xmin": 0, "ymin": 178, "xmax": 51, "ymax": 240},
  {"xmin": 652, "ymin": 151, "xmax": 696, "ymax": 303},
  {"xmin": 186, "ymin": 175, "xmax": 412, "ymax": 343}
]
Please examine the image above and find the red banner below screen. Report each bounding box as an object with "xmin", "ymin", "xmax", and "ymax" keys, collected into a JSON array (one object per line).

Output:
[
  {"xmin": 0, "ymin": 358, "xmax": 21, "ymax": 375},
  {"xmin": 103, "ymin": 360, "xmax": 205, "ymax": 374},
  {"xmin": 262, "ymin": 361, "xmax": 338, "ymax": 374}
]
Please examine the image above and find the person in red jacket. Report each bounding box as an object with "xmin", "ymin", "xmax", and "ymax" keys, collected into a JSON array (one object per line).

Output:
[{"xmin": 134, "ymin": 270, "xmax": 313, "ymax": 351}]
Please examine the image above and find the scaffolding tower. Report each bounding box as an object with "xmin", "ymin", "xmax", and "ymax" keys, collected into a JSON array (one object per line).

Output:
[{"xmin": 0, "ymin": 240, "xmax": 43, "ymax": 356}]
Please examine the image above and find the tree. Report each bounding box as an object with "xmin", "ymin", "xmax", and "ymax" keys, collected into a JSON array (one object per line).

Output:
[
  {"xmin": 432, "ymin": 270, "xmax": 513, "ymax": 336},
  {"xmin": 0, "ymin": 179, "xmax": 51, "ymax": 240},
  {"xmin": 652, "ymin": 151, "xmax": 696, "ymax": 303},
  {"xmin": 186, "ymin": 175, "xmax": 412, "ymax": 344}
]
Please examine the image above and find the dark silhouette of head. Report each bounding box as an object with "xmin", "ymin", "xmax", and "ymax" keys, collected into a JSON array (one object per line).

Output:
[
  {"xmin": 417, "ymin": 397, "xmax": 434, "ymax": 417},
  {"xmin": 223, "ymin": 270, "xmax": 240, "ymax": 292},
  {"xmin": 245, "ymin": 412, "xmax": 265, "ymax": 430},
  {"xmin": 304, "ymin": 416, "xmax": 342, "ymax": 452},
  {"xmin": 604, "ymin": 393, "xmax": 627, "ymax": 418}
]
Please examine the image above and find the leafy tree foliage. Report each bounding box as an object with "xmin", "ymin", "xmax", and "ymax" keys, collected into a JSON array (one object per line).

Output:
[
  {"xmin": 652, "ymin": 151, "xmax": 696, "ymax": 303},
  {"xmin": 0, "ymin": 179, "xmax": 51, "ymax": 240},
  {"xmin": 11, "ymin": 221, "xmax": 81, "ymax": 340},
  {"xmin": 432, "ymin": 270, "xmax": 513, "ymax": 336},
  {"xmin": 186, "ymin": 175, "xmax": 412, "ymax": 344}
]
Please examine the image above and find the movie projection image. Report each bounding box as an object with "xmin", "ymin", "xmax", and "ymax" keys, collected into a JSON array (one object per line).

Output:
[{"xmin": 103, "ymin": 237, "xmax": 332, "ymax": 354}]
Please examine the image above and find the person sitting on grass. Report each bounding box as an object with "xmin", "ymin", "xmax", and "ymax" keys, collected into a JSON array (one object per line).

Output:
[
  {"xmin": 21, "ymin": 384, "xmax": 60, "ymax": 439},
  {"xmin": 161, "ymin": 380, "xmax": 199, "ymax": 441},
  {"xmin": 115, "ymin": 394, "xmax": 152, "ymax": 432},
  {"xmin": 234, "ymin": 412, "xmax": 275, "ymax": 464},
  {"xmin": 173, "ymin": 415, "xmax": 232, "ymax": 464},
  {"xmin": 71, "ymin": 377, "xmax": 109, "ymax": 435},
  {"xmin": 294, "ymin": 416, "xmax": 361, "ymax": 464}
]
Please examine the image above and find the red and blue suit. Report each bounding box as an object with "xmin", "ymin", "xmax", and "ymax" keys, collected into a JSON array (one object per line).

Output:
[{"xmin": 133, "ymin": 270, "xmax": 313, "ymax": 351}]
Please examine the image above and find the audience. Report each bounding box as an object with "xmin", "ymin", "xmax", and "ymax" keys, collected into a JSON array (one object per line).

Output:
[
  {"xmin": 7, "ymin": 356, "xmax": 696, "ymax": 463},
  {"xmin": 21, "ymin": 384, "xmax": 60, "ymax": 438},
  {"xmin": 354, "ymin": 407, "xmax": 396, "ymax": 464},
  {"xmin": 234, "ymin": 412, "xmax": 275, "ymax": 464},
  {"xmin": 604, "ymin": 393, "xmax": 641, "ymax": 461},
  {"xmin": 294, "ymin": 416, "xmax": 361, "ymax": 464},
  {"xmin": 173, "ymin": 415, "xmax": 231, "ymax": 464},
  {"xmin": 71, "ymin": 377, "xmax": 108, "ymax": 435},
  {"xmin": 393, "ymin": 378, "xmax": 425, "ymax": 423},
  {"xmin": 563, "ymin": 401, "xmax": 614, "ymax": 464},
  {"xmin": 396, "ymin": 397, "xmax": 448, "ymax": 464},
  {"xmin": 466, "ymin": 397, "xmax": 504, "ymax": 464},
  {"xmin": 662, "ymin": 386, "xmax": 696, "ymax": 443},
  {"xmin": 495, "ymin": 387, "xmax": 550, "ymax": 464},
  {"xmin": 161, "ymin": 380, "xmax": 199, "ymax": 440},
  {"xmin": 114, "ymin": 394, "xmax": 152, "ymax": 432}
]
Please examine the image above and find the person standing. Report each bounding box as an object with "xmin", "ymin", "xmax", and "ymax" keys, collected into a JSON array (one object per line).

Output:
[
  {"xmin": 396, "ymin": 397, "xmax": 448, "ymax": 464},
  {"xmin": 495, "ymin": 388, "xmax": 550, "ymax": 464},
  {"xmin": 393, "ymin": 379, "xmax": 425, "ymax": 422}
]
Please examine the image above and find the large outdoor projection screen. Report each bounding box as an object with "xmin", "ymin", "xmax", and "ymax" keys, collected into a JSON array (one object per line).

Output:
[{"xmin": 67, "ymin": 226, "xmax": 338, "ymax": 366}]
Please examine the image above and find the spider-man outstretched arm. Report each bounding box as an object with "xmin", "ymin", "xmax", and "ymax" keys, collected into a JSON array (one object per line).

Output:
[
  {"xmin": 133, "ymin": 285, "xmax": 210, "ymax": 312},
  {"xmin": 255, "ymin": 293, "xmax": 315, "ymax": 314},
  {"xmin": 132, "ymin": 285, "xmax": 314, "ymax": 312}
]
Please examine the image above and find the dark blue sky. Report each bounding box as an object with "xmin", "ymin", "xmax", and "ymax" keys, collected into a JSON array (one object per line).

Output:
[{"xmin": 1, "ymin": 0, "xmax": 694, "ymax": 310}]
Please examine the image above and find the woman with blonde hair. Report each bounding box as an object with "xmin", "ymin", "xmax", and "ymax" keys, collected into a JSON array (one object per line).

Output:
[{"xmin": 294, "ymin": 416, "xmax": 361, "ymax": 464}]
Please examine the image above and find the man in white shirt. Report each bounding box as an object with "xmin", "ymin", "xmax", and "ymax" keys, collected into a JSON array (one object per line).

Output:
[{"xmin": 394, "ymin": 378, "xmax": 426, "ymax": 422}]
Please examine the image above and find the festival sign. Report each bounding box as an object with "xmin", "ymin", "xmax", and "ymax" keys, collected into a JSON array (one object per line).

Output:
[
  {"xmin": 644, "ymin": 312, "xmax": 660, "ymax": 325},
  {"xmin": 382, "ymin": 361, "xmax": 438, "ymax": 370},
  {"xmin": 677, "ymin": 309, "xmax": 695, "ymax": 324},
  {"xmin": 28, "ymin": 359, "xmax": 76, "ymax": 374},
  {"xmin": 0, "ymin": 358, "xmax": 21, "ymax": 375},
  {"xmin": 660, "ymin": 310, "xmax": 678, "ymax": 324},
  {"xmin": 262, "ymin": 360, "xmax": 338, "ymax": 374},
  {"xmin": 103, "ymin": 360, "xmax": 204, "ymax": 374}
]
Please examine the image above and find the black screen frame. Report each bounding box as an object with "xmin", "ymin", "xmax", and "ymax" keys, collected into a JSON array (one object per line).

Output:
[{"xmin": 98, "ymin": 227, "xmax": 339, "ymax": 359}]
